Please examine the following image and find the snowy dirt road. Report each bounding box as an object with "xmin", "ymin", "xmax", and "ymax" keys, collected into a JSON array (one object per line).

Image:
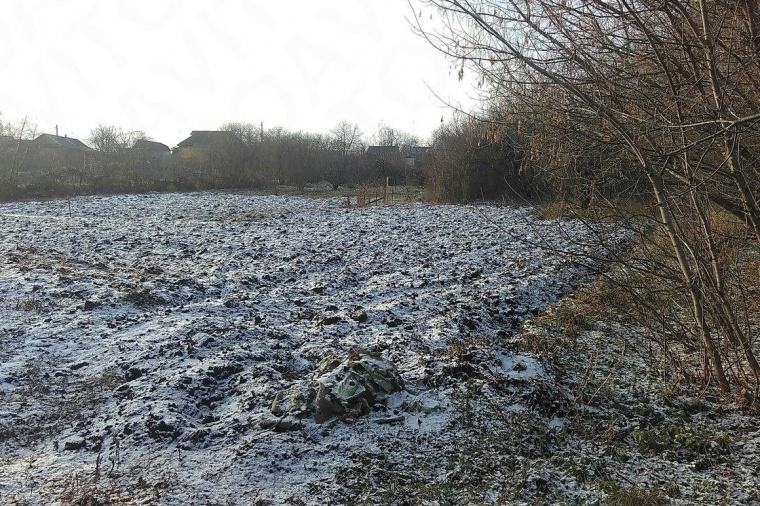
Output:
[{"xmin": 0, "ymin": 192, "xmax": 621, "ymax": 505}]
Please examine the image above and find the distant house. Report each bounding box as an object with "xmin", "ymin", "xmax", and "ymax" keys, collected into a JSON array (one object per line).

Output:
[
  {"xmin": 174, "ymin": 131, "xmax": 246, "ymax": 162},
  {"xmin": 133, "ymin": 139, "xmax": 171, "ymax": 160},
  {"xmin": 366, "ymin": 145, "xmax": 400, "ymax": 158},
  {"xmin": 34, "ymin": 133, "xmax": 92, "ymax": 152},
  {"xmin": 405, "ymin": 146, "xmax": 431, "ymax": 168},
  {"xmin": 29, "ymin": 133, "xmax": 93, "ymax": 170}
]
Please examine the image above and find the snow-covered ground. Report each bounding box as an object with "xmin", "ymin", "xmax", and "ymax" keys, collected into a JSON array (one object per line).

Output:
[
  {"xmin": 2, "ymin": 192, "xmax": 757, "ymax": 505},
  {"xmin": 3, "ymin": 191, "xmax": 711, "ymax": 505}
]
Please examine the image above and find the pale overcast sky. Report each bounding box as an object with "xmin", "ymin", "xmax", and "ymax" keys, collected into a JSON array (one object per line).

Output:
[{"xmin": 0, "ymin": 0, "xmax": 477, "ymax": 147}]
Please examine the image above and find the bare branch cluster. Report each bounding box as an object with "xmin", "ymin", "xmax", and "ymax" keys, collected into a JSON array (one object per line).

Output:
[{"xmin": 416, "ymin": 0, "xmax": 760, "ymax": 400}]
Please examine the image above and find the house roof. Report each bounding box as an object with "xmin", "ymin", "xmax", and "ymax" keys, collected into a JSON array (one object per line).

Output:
[
  {"xmin": 408, "ymin": 146, "xmax": 431, "ymax": 158},
  {"xmin": 34, "ymin": 133, "xmax": 93, "ymax": 151},
  {"xmin": 0, "ymin": 136, "xmax": 32, "ymax": 152},
  {"xmin": 134, "ymin": 139, "xmax": 170, "ymax": 152},
  {"xmin": 366, "ymin": 145, "xmax": 400, "ymax": 156},
  {"xmin": 176, "ymin": 131, "xmax": 244, "ymax": 149}
]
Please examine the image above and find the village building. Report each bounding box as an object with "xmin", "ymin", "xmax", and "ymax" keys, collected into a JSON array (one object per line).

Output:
[
  {"xmin": 30, "ymin": 133, "xmax": 93, "ymax": 170},
  {"xmin": 174, "ymin": 131, "xmax": 246, "ymax": 162},
  {"xmin": 133, "ymin": 139, "xmax": 172, "ymax": 160}
]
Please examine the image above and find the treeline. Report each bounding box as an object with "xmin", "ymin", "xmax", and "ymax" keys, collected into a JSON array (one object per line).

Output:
[
  {"xmin": 419, "ymin": 0, "xmax": 760, "ymax": 401},
  {"xmin": 214, "ymin": 121, "xmax": 423, "ymax": 191},
  {"xmin": 0, "ymin": 118, "xmax": 425, "ymax": 200},
  {"xmin": 424, "ymin": 109, "xmax": 645, "ymax": 205}
]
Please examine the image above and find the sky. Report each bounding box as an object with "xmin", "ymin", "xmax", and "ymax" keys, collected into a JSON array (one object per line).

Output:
[{"xmin": 0, "ymin": 0, "xmax": 478, "ymax": 148}]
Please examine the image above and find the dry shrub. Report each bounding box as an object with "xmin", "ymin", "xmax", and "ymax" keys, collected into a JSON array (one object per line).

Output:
[
  {"xmin": 534, "ymin": 198, "xmax": 653, "ymax": 223},
  {"xmin": 583, "ymin": 208, "xmax": 759, "ymax": 398},
  {"xmin": 531, "ymin": 195, "xmax": 760, "ymax": 399},
  {"xmin": 598, "ymin": 481, "xmax": 669, "ymax": 506},
  {"xmin": 533, "ymin": 201, "xmax": 572, "ymax": 220},
  {"xmin": 519, "ymin": 327, "xmax": 575, "ymax": 367}
]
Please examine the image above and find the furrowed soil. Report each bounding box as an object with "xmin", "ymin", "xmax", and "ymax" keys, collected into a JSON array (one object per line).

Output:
[{"xmin": 0, "ymin": 192, "xmax": 756, "ymax": 505}]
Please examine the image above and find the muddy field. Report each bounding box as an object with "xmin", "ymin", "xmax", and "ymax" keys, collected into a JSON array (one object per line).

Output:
[{"xmin": 5, "ymin": 192, "xmax": 752, "ymax": 505}]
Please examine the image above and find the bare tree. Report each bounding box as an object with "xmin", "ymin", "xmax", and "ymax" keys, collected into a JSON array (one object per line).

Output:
[
  {"xmin": 372, "ymin": 122, "xmax": 398, "ymax": 147},
  {"xmin": 220, "ymin": 122, "xmax": 260, "ymax": 148},
  {"xmin": 89, "ymin": 125, "xmax": 121, "ymax": 153},
  {"xmin": 0, "ymin": 116, "xmax": 37, "ymax": 196},
  {"xmin": 328, "ymin": 121, "xmax": 364, "ymax": 188},
  {"xmin": 372, "ymin": 121, "xmax": 419, "ymax": 151},
  {"xmin": 329, "ymin": 121, "xmax": 361, "ymax": 156},
  {"xmin": 414, "ymin": 0, "xmax": 760, "ymax": 397},
  {"xmin": 426, "ymin": 112, "xmax": 529, "ymax": 201},
  {"xmin": 88, "ymin": 125, "xmax": 147, "ymax": 153}
]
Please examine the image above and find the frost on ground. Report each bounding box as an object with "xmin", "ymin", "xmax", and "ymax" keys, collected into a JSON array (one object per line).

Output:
[{"xmin": 1, "ymin": 192, "xmax": 753, "ymax": 505}]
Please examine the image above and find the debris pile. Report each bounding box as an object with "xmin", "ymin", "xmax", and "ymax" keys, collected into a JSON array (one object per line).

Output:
[{"xmin": 314, "ymin": 352, "xmax": 404, "ymax": 423}]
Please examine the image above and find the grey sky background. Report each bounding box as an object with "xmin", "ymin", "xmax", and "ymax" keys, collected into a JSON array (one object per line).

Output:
[{"xmin": 0, "ymin": 0, "xmax": 477, "ymax": 147}]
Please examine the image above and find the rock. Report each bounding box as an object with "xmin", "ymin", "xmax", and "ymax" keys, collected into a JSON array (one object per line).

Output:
[
  {"xmin": 199, "ymin": 393, "xmax": 224, "ymax": 408},
  {"xmin": 313, "ymin": 382, "xmax": 341, "ymax": 423},
  {"xmin": 316, "ymin": 315, "xmax": 342, "ymax": 326},
  {"xmin": 316, "ymin": 354, "xmax": 342, "ymax": 374},
  {"xmin": 63, "ymin": 439, "xmax": 87, "ymax": 451},
  {"xmin": 69, "ymin": 361, "xmax": 89, "ymax": 371},
  {"xmin": 349, "ymin": 307, "xmax": 368, "ymax": 323},
  {"xmin": 313, "ymin": 352, "xmax": 404, "ymax": 423},
  {"xmin": 207, "ymin": 363, "xmax": 243, "ymax": 381},
  {"xmin": 259, "ymin": 414, "xmax": 302, "ymax": 432},
  {"xmin": 91, "ymin": 436, "xmax": 103, "ymax": 452},
  {"xmin": 386, "ymin": 316, "xmax": 403, "ymax": 328},
  {"xmin": 146, "ymin": 417, "xmax": 178, "ymax": 441},
  {"xmin": 272, "ymin": 416, "xmax": 302, "ymax": 432},
  {"xmin": 188, "ymin": 428, "xmax": 210, "ymax": 445},
  {"xmin": 124, "ymin": 367, "xmax": 143, "ymax": 382},
  {"xmin": 83, "ymin": 300, "xmax": 99, "ymax": 311},
  {"xmin": 271, "ymin": 383, "xmax": 314, "ymax": 418}
]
